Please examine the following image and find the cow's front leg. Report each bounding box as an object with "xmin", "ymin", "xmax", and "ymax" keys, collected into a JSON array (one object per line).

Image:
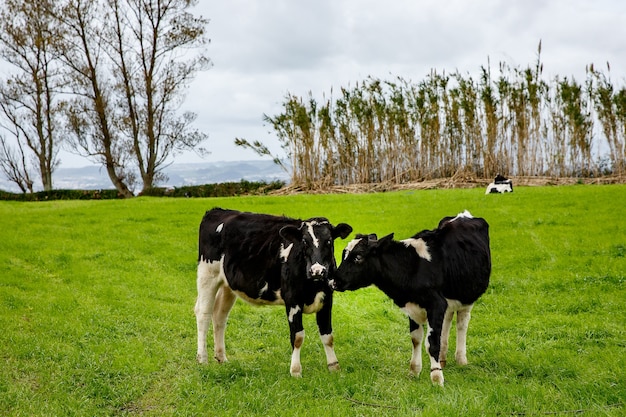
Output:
[
  {"xmin": 425, "ymin": 297, "xmax": 447, "ymax": 387},
  {"xmin": 315, "ymin": 294, "xmax": 339, "ymax": 372},
  {"xmin": 409, "ymin": 318, "xmax": 423, "ymax": 376},
  {"xmin": 287, "ymin": 304, "xmax": 305, "ymax": 377}
]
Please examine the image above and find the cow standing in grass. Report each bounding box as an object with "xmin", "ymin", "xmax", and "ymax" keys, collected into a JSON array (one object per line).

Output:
[
  {"xmin": 330, "ymin": 211, "xmax": 491, "ymax": 386},
  {"xmin": 195, "ymin": 208, "xmax": 352, "ymax": 377}
]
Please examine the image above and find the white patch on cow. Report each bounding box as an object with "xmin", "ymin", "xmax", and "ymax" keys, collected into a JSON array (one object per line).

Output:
[
  {"xmin": 288, "ymin": 305, "xmax": 302, "ymax": 323},
  {"xmin": 426, "ymin": 323, "xmax": 445, "ymax": 386},
  {"xmin": 303, "ymin": 291, "xmax": 325, "ymax": 314},
  {"xmin": 233, "ymin": 289, "xmax": 284, "ymax": 306},
  {"xmin": 305, "ymin": 221, "xmax": 320, "ymax": 248},
  {"xmin": 457, "ymin": 210, "xmax": 473, "ymax": 219},
  {"xmin": 344, "ymin": 238, "xmax": 362, "ymax": 260},
  {"xmin": 258, "ymin": 282, "xmax": 269, "ymax": 297},
  {"xmin": 401, "ymin": 238, "xmax": 432, "ymax": 261},
  {"xmin": 290, "ymin": 330, "xmax": 305, "ymax": 377},
  {"xmin": 320, "ymin": 334, "xmax": 339, "ymax": 370},
  {"xmin": 485, "ymin": 183, "xmax": 512, "ymax": 194},
  {"xmin": 447, "ymin": 210, "xmax": 474, "ymax": 222},
  {"xmin": 280, "ymin": 243, "xmax": 294, "ymax": 262},
  {"xmin": 216, "ymin": 223, "xmax": 224, "ymax": 233},
  {"xmin": 195, "ymin": 255, "xmax": 227, "ymax": 363},
  {"xmin": 310, "ymin": 262, "xmax": 325, "ymax": 276},
  {"xmin": 410, "ymin": 325, "xmax": 424, "ymax": 376},
  {"xmin": 445, "ymin": 298, "xmax": 464, "ymax": 311},
  {"xmin": 401, "ymin": 302, "xmax": 428, "ymax": 324},
  {"xmin": 442, "ymin": 298, "xmax": 473, "ymax": 366}
]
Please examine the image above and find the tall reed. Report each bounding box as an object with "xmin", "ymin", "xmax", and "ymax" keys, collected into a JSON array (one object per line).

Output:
[{"xmin": 252, "ymin": 44, "xmax": 624, "ymax": 186}]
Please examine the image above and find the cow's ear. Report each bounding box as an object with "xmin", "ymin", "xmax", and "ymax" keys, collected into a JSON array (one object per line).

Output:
[
  {"xmin": 376, "ymin": 233, "xmax": 394, "ymax": 246},
  {"xmin": 332, "ymin": 223, "xmax": 353, "ymax": 240},
  {"xmin": 279, "ymin": 225, "xmax": 303, "ymax": 243}
]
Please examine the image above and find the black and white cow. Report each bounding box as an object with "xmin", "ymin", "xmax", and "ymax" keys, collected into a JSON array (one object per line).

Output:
[
  {"xmin": 330, "ymin": 211, "xmax": 490, "ymax": 386},
  {"xmin": 485, "ymin": 174, "xmax": 513, "ymax": 194},
  {"xmin": 194, "ymin": 208, "xmax": 352, "ymax": 377}
]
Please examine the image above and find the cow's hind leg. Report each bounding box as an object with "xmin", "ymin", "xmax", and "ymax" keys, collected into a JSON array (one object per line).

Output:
[
  {"xmin": 409, "ymin": 318, "xmax": 423, "ymax": 376},
  {"xmin": 439, "ymin": 308, "xmax": 455, "ymax": 368},
  {"xmin": 195, "ymin": 258, "xmax": 223, "ymax": 363},
  {"xmin": 425, "ymin": 296, "xmax": 447, "ymax": 386},
  {"xmin": 455, "ymin": 304, "xmax": 474, "ymax": 366},
  {"xmin": 212, "ymin": 285, "xmax": 237, "ymax": 363},
  {"xmin": 315, "ymin": 296, "xmax": 339, "ymax": 372}
]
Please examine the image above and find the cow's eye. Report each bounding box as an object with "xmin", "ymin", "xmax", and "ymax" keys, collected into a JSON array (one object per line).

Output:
[{"xmin": 354, "ymin": 254, "xmax": 364, "ymax": 264}]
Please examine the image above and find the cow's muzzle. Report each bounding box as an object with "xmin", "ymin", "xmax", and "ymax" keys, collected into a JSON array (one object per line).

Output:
[{"xmin": 309, "ymin": 262, "xmax": 327, "ymax": 279}]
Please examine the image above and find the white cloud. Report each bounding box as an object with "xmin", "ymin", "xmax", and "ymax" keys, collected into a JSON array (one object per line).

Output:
[{"xmin": 4, "ymin": 0, "xmax": 626, "ymax": 168}]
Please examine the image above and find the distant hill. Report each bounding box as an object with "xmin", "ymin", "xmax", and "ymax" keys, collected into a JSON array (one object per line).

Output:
[{"xmin": 0, "ymin": 160, "xmax": 290, "ymax": 193}]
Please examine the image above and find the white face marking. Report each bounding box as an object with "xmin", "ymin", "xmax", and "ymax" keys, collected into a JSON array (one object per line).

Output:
[
  {"xmin": 401, "ymin": 238, "xmax": 432, "ymax": 261},
  {"xmin": 216, "ymin": 223, "xmax": 224, "ymax": 233},
  {"xmin": 344, "ymin": 238, "xmax": 362, "ymax": 260},
  {"xmin": 288, "ymin": 305, "xmax": 302, "ymax": 322},
  {"xmin": 280, "ymin": 243, "xmax": 294, "ymax": 262},
  {"xmin": 305, "ymin": 221, "xmax": 320, "ymax": 248}
]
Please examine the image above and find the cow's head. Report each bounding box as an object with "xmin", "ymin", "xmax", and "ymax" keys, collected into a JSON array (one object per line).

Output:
[
  {"xmin": 279, "ymin": 218, "xmax": 352, "ymax": 281},
  {"xmin": 330, "ymin": 233, "xmax": 394, "ymax": 291}
]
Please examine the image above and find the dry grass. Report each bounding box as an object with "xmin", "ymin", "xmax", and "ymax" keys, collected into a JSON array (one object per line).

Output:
[{"xmin": 270, "ymin": 173, "xmax": 626, "ymax": 195}]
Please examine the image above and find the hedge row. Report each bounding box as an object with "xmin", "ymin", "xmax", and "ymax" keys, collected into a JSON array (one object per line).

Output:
[
  {"xmin": 139, "ymin": 180, "xmax": 285, "ymax": 197},
  {"xmin": 0, "ymin": 180, "xmax": 286, "ymax": 201}
]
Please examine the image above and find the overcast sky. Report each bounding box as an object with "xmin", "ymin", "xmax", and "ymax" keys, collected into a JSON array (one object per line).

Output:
[{"xmin": 20, "ymin": 0, "xmax": 626, "ymax": 167}]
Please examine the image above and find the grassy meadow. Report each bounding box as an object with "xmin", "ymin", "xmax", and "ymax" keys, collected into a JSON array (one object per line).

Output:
[{"xmin": 1, "ymin": 184, "xmax": 625, "ymax": 416}]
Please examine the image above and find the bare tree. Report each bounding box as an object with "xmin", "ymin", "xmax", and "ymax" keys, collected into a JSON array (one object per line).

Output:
[
  {"xmin": 0, "ymin": 0, "xmax": 65, "ymax": 192},
  {"xmin": 51, "ymin": 0, "xmax": 135, "ymax": 197},
  {"xmin": 51, "ymin": 0, "xmax": 209, "ymax": 196},
  {"xmin": 107, "ymin": 0, "xmax": 210, "ymax": 192},
  {"xmin": 0, "ymin": 131, "xmax": 34, "ymax": 193}
]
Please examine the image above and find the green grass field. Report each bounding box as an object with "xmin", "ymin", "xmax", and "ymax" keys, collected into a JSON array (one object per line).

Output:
[{"xmin": 1, "ymin": 185, "xmax": 625, "ymax": 416}]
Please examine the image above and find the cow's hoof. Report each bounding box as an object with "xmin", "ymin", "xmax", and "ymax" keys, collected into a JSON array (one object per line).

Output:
[
  {"xmin": 197, "ymin": 353, "xmax": 209, "ymax": 364},
  {"xmin": 410, "ymin": 362, "xmax": 422, "ymax": 376},
  {"xmin": 214, "ymin": 355, "xmax": 228, "ymax": 364},
  {"xmin": 327, "ymin": 361, "xmax": 340, "ymax": 372},
  {"xmin": 455, "ymin": 354, "xmax": 468, "ymax": 366},
  {"xmin": 430, "ymin": 368, "xmax": 444, "ymax": 387}
]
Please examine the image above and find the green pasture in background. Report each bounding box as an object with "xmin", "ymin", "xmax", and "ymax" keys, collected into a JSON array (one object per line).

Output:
[{"xmin": 1, "ymin": 184, "xmax": 625, "ymax": 416}]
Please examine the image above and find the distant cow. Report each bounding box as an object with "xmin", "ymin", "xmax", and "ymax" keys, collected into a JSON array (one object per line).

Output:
[
  {"xmin": 485, "ymin": 174, "xmax": 513, "ymax": 194},
  {"xmin": 194, "ymin": 208, "xmax": 352, "ymax": 377},
  {"xmin": 330, "ymin": 211, "xmax": 491, "ymax": 386}
]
